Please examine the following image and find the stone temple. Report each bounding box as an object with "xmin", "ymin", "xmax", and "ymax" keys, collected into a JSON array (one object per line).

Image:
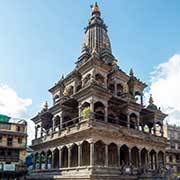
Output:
[{"xmin": 28, "ymin": 2, "xmax": 168, "ymax": 180}]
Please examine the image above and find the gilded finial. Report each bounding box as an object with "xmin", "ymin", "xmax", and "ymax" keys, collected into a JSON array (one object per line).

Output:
[
  {"xmin": 91, "ymin": 2, "xmax": 100, "ymax": 15},
  {"xmin": 149, "ymin": 94, "xmax": 154, "ymax": 105}
]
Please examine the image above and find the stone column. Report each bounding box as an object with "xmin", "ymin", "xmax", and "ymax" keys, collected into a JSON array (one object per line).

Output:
[
  {"xmin": 78, "ymin": 144, "xmax": 82, "ymax": 167},
  {"xmin": 52, "ymin": 152, "xmax": 54, "ymax": 169},
  {"xmin": 59, "ymin": 148, "xmax": 62, "ymax": 168},
  {"xmin": 153, "ymin": 122, "xmax": 156, "ymax": 135},
  {"xmin": 35, "ymin": 127, "xmax": 38, "ymax": 139},
  {"xmin": 129, "ymin": 148, "xmax": 132, "ymax": 166},
  {"xmin": 68, "ymin": 147, "xmax": 71, "ymax": 168},
  {"xmin": 117, "ymin": 146, "xmax": 120, "ymax": 167},
  {"xmin": 105, "ymin": 144, "xmax": 108, "ymax": 167},
  {"xmin": 137, "ymin": 115, "xmax": 140, "ymax": 131},
  {"xmin": 40, "ymin": 127, "xmax": 43, "ymax": 137},
  {"xmin": 105, "ymin": 106, "xmax": 108, "ymax": 122},
  {"xmin": 90, "ymin": 142, "xmax": 94, "ymax": 166},
  {"xmin": 139, "ymin": 150, "xmax": 141, "ymax": 168},
  {"xmin": 78, "ymin": 105, "xmax": 82, "ymax": 118}
]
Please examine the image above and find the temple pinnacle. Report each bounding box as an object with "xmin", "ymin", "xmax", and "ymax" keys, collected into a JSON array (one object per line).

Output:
[{"xmin": 91, "ymin": 2, "xmax": 101, "ymax": 16}]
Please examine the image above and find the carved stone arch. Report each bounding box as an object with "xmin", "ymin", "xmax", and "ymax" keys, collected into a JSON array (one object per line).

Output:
[
  {"xmin": 158, "ymin": 151, "xmax": 165, "ymax": 167},
  {"xmin": 94, "ymin": 101, "xmax": 105, "ymax": 121},
  {"xmin": 150, "ymin": 149, "xmax": 157, "ymax": 170},
  {"xmin": 141, "ymin": 148, "xmax": 148, "ymax": 167},
  {"xmin": 47, "ymin": 150, "xmax": 52, "ymax": 169},
  {"xmin": 131, "ymin": 146, "xmax": 140, "ymax": 167},
  {"xmin": 53, "ymin": 148, "xmax": 59, "ymax": 168},
  {"xmin": 120, "ymin": 144, "xmax": 129, "ymax": 165},
  {"xmin": 82, "ymin": 140, "xmax": 90, "ymax": 166},
  {"xmin": 108, "ymin": 143, "xmax": 118, "ymax": 167},
  {"xmin": 129, "ymin": 113, "xmax": 137, "ymax": 129},
  {"xmin": 61, "ymin": 146, "xmax": 68, "ymax": 168},
  {"xmin": 95, "ymin": 73, "xmax": 105, "ymax": 86},
  {"xmin": 94, "ymin": 140, "xmax": 106, "ymax": 166},
  {"xmin": 70, "ymin": 144, "xmax": 78, "ymax": 167}
]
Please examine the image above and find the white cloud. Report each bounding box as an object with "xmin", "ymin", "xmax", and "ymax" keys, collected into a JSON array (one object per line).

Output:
[
  {"xmin": 147, "ymin": 54, "xmax": 180, "ymax": 125},
  {"xmin": 0, "ymin": 84, "xmax": 34, "ymax": 144}
]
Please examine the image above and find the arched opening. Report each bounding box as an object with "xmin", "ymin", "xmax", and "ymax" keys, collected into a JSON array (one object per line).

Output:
[
  {"xmin": 109, "ymin": 83, "xmax": 115, "ymax": 94},
  {"xmin": 53, "ymin": 148, "xmax": 59, "ymax": 169},
  {"xmin": 83, "ymin": 74, "xmax": 91, "ymax": 86},
  {"xmin": 131, "ymin": 147, "xmax": 139, "ymax": 167},
  {"xmin": 108, "ymin": 143, "xmax": 118, "ymax": 167},
  {"xmin": 61, "ymin": 146, "xmax": 68, "ymax": 168},
  {"xmin": 150, "ymin": 149, "xmax": 157, "ymax": 170},
  {"xmin": 141, "ymin": 148, "xmax": 148, "ymax": 168},
  {"xmin": 120, "ymin": 145, "xmax": 129, "ymax": 166},
  {"xmin": 70, "ymin": 144, "xmax": 78, "ymax": 167},
  {"xmin": 108, "ymin": 113, "xmax": 116, "ymax": 124},
  {"xmin": 40, "ymin": 151, "xmax": 46, "ymax": 169},
  {"xmin": 62, "ymin": 115, "xmax": 72, "ymax": 128},
  {"xmin": 34, "ymin": 153, "xmax": 40, "ymax": 169},
  {"xmin": 118, "ymin": 114, "xmax": 127, "ymax": 127},
  {"xmin": 95, "ymin": 73, "xmax": 104, "ymax": 86},
  {"xmin": 117, "ymin": 83, "xmax": 123, "ymax": 96},
  {"xmin": 158, "ymin": 151, "xmax": 164, "ymax": 168},
  {"xmin": 94, "ymin": 140, "xmax": 106, "ymax": 166},
  {"xmin": 144, "ymin": 124, "xmax": 150, "ymax": 133},
  {"xmin": 130, "ymin": 113, "xmax": 137, "ymax": 129},
  {"xmin": 47, "ymin": 150, "xmax": 52, "ymax": 169},
  {"xmin": 54, "ymin": 116, "xmax": 60, "ymax": 129},
  {"xmin": 81, "ymin": 102, "xmax": 90, "ymax": 119},
  {"xmin": 155, "ymin": 122, "xmax": 163, "ymax": 136},
  {"xmin": 94, "ymin": 102, "xmax": 105, "ymax": 121},
  {"xmin": 82, "ymin": 141, "xmax": 90, "ymax": 166},
  {"xmin": 68, "ymin": 86, "xmax": 74, "ymax": 96}
]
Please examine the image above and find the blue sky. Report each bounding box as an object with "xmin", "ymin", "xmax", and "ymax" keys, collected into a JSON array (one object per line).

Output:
[{"xmin": 0, "ymin": 0, "xmax": 180, "ymax": 121}]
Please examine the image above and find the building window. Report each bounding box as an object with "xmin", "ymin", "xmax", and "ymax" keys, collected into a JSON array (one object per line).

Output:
[
  {"xmin": 7, "ymin": 136, "xmax": 13, "ymax": 146},
  {"xmin": 18, "ymin": 137, "xmax": 22, "ymax": 144},
  {"xmin": 0, "ymin": 136, "xmax": 2, "ymax": 143}
]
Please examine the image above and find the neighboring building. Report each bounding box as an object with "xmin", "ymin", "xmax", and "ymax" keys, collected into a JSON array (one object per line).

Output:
[
  {"xmin": 164, "ymin": 124, "xmax": 180, "ymax": 173},
  {"xmin": 0, "ymin": 114, "xmax": 27, "ymax": 179},
  {"xmin": 28, "ymin": 3, "xmax": 167, "ymax": 180}
]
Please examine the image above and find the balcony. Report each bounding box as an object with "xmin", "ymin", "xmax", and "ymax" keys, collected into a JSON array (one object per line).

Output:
[{"xmin": 32, "ymin": 113, "xmax": 166, "ymax": 146}]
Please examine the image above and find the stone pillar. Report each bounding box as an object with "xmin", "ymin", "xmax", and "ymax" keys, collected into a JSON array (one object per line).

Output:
[
  {"xmin": 105, "ymin": 144, "xmax": 108, "ymax": 167},
  {"xmin": 139, "ymin": 150, "xmax": 141, "ymax": 168},
  {"xmin": 118, "ymin": 146, "xmax": 120, "ymax": 167},
  {"xmin": 129, "ymin": 148, "xmax": 131, "ymax": 165},
  {"xmin": 40, "ymin": 127, "xmax": 43, "ymax": 137},
  {"xmin": 35, "ymin": 127, "xmax": 38, "ymax": 139},
  {"xmin": 78, "ymin": 144, "xmax": 82, "ymax": 167},
  {"xmin": 115, "ymin": 82, "xmax": 117, "ymax": 95},
  {"xmin": 105, "ymin": 106, "xmax": 108, "ymax": 122},
  {"xmin": 52, "ymin": 152, "xmax": 54, "ymax": 169},
  {"xmin": 59, "ymin": 148, "xmax": 62, "ymax": 168},
  {"xmin": 153, "ymin": 123, "xmax": 156, "ymax": 135},
  {"xmin": 90, "ymin": 142, "xmax": 94, "ymax": 166},
  {"xmin": 137, "ymin": 115, "xmax": 140, "ymax": 131},
  {"xmin": 78, "ymin": 105, "xmax": 82, "ymax": 118},
  {"xmin": 68, "ymin": 147, "xmax": 71, "ymax": 168}
]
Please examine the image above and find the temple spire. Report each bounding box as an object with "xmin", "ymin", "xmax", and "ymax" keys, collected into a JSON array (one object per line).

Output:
[
  {"xmin": 149, "ymin": 94, "xmax": 154, "ymax": 105},
  {"xmin": 91, "ymin": 2, "xmax": 101, "ymax": 16},
  {"xmin": 129, "ymin": 68, "xmax": 134, "ymax": 77}
]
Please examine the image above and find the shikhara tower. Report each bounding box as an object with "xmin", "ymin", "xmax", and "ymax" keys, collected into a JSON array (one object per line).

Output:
[{"xmin": 29, "ymin": 3, "xmax": 167, "ymax": 180}]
